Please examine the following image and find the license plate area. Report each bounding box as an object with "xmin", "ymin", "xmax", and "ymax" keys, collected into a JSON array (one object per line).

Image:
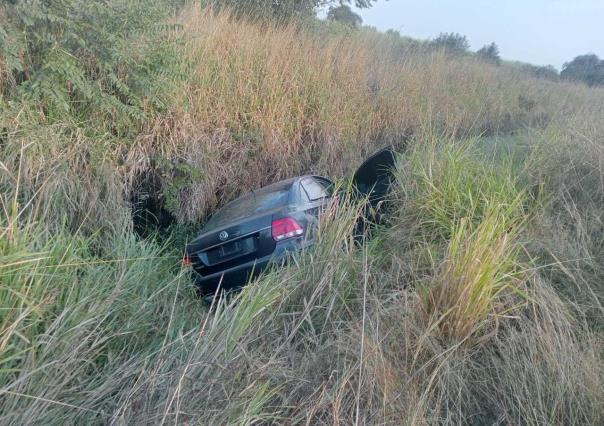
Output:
[
  {"xmin": 201, "ymin": 236, "xmax": 258, "ymax": 266},
  {"xmin": 220, "ymin": 241, "xmax": 242, "ymax": 256}
]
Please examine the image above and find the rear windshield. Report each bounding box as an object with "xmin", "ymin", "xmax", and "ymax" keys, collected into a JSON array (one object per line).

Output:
[{"xmin": 203, "ymin": 181, "xmax": 293, "ymax": 231}]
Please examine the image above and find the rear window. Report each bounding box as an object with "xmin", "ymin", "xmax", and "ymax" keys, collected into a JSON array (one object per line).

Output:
[
  {"xmin": 203, "ymin": 182, "xmax": 293, "ymax": 231},
  {"xmin": 301, "ymin": 177, "xmax": 331, "ymax": 201}
]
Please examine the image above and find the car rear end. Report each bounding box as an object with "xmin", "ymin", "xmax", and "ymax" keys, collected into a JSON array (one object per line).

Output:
[{"xmin": 184, "ymin": 180, "xmax": 309, "ymax": 293}]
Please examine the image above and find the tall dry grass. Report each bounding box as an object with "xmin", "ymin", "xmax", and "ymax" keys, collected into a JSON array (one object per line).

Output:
[
  {"xmin": 3, "ymin": 5, "xmax": 603, "ymax": 232},
  {"xmin": 1, "ymin": 131, "xmax": 603, "ymax": 425},
  {"xmin": 1, "ymin": 3, "xmax": 603, "ymax": 424},
  {"xmin": 148, "ymin": 6, "xmax": 601, "ymax": 224}
]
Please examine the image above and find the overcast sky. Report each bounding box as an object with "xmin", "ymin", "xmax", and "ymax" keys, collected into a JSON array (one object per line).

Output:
[{"xmin": 353, "ymin": 0, "xmax": 604, "ymax": 69}]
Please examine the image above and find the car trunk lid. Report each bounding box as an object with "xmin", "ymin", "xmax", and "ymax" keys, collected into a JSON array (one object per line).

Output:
[{"xmin": 186, "ymin": 210, "xmax": 279, "ymax": 276}]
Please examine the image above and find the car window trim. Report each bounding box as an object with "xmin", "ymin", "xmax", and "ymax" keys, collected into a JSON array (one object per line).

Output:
[
  {"xmin": 299, "ymin": 181, "xmax": 311, "ymax": 202},
  {"xmin": 302, "ymin": 177, "xmax": 329, "ymax": 201}
]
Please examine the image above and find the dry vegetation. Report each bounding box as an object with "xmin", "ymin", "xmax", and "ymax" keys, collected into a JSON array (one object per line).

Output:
[
  {"xmin": 1, "ymin": 4, "xmax": 603, "ymax": 425},
  {"xmin": 3, "ymin": 6, "xmax": 601, "ymax": 230}
]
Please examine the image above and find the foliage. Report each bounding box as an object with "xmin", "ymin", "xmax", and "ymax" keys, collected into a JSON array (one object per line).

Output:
[
  {"xmin": 206, "ymin": 0, "xmax": 378, "ymax": 21},
  {"xmin": 0, "ymin": 3, "xmax": 603, "ymax": 424},
  {"xmin": 431, "ymin": 32, "xmax": 470, "ymax": 55},
  {"xmin": 561, "ymin": 54, "xmax": 604, "ymax": 87},
  {"xmin": 401, "ymin": 140, "xmax": 528, "ymax": 241},
  {"xmin": 206, "ymin": 0, "xmax": 318, "ymax": 20},
  {"xmin": 327, "ymin": 4, "xmax": 363, "ymax": 27},
  {"xmin": 0, "ymin": 0, "xmax": 181, "ymax": 131},
  {"xmin": 476, "ymin": 42, "xmax": 501, "ymax": 65},
  {"xmin": 379, "ymin": 28, "xmax": 427, "ymax": 57},
  {"xmin": 3, "ymin": 131, "xmax": 602, "ymax": 424},
  {"xmin": 398, "ymin": 141, "xmax": 530, "ymax": 341},
  {"xmin": 521, "ymin": 63, "xmax": 560, "ymax": 81}
]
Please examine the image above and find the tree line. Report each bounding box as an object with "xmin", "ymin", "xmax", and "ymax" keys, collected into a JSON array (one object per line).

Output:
[
  {"xmin": 2, "ymin": 0, "xmax": 602, "ymax": 96},
  {"xmin": 369, "ymin": 30, "xmax": 603, "ymax": 88}
]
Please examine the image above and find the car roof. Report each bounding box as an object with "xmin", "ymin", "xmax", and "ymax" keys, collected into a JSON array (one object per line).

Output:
[
  {"xmin": 201, "ymin": 178, "xmax": 296, "ymax": 230},
  {"xmin": 214, "ymin": 175, "xmax": 331, "ymax": 211},
  {"xmin": 203, "ymin": 176, "xmax": 330, "ymax": 226},
  {"xmin": 235, "ymin": 175, "xmax": 331, "ymax": 199}
]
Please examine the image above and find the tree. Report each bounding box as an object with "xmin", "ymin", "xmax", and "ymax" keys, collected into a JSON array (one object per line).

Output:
[
  {"xmin": 431, "ymin": 32, "xmax": 469, "ymax": 55},
  {"xmin": 327, "ymin": 4, "xmax": 362, "ymax": 28},
  {"xmin": 476, "ymin": 42, "xmax": 501, "ymax": 65},
  {"xmin": 329, "ymin": 0, "xmax": 379, "ymax": 7},
  {"xmin": 208, "ymin": 0, "xmax": 379, "ymax": 21},
  {"xmin": 521, "ymin": 64, "xmax": 559, "ymax": 81},
  {"xmin": 209, "ymin": 0, "xmax": 318, "ymax": 20},
  {"xmin": 0, "ymin": 0, "xmax": 180, "ymax": 123},
  {"xmin": 561, "ymin": 54, "xmax": 604, "ymax": 87}
]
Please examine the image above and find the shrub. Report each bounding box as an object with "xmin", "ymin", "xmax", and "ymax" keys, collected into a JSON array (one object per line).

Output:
[
  {"xmin": 205, "ymin": 0, "xmax": 377, "ymax": 22},
  {"xmin": 431, "ymin": 32, "xmax": 470, "ymax": 55},
  {"xmin": 327, "ymin": 4, "xmax": 363, "ymax": 28},
  {"xmin": 476, "ymin": 42, "xmax": 501, "ymax": 65},
  {"xmin": 521, "ymin": 63, "xmax": 560, "ymax": 81},
  {"xmin": 561, "ymin": 54, "xmax": 604, "ymax": 87},
  {"xmin": 0, "ymin": 0, "xmax": 181, "ymax": 130}
]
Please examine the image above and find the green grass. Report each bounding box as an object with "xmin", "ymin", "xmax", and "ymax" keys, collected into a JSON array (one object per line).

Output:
[
  {"xmin": 1, "ymin": 2, "xmax": 603, "ymax": 424},
  {"xmin": 2, "ymin": 137, "xmax": 602, "ymax": 424}
]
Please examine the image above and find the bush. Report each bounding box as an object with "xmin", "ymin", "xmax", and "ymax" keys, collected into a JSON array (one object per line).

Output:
[
  {"xmin": 476, "ymin": 42, "xmax": 501, "ymax": 65},
  {"xmin": 205, "ymin": 0, "xmax": 376, "ymax": 22},
  {"xmin": 206, "ymin": 0, "xmax": 319, "ymax": 21},
  {"xmin": 561, "ymin": 54, "xmax": 604, "ymax": 87},
  {"xmin": 521, "ymin": 63, "xmax": 560, "ymax": 81},
  {"xmin": 431, "ymin": 32, "xmax": 470, "ymax": 55},
  {"xmin": 0, "ymin": 0, "xmax": 181, "ymax": 130},
  {"xmin": 327, "ymin": 4, "xmax": 363, "ymax": 28}
]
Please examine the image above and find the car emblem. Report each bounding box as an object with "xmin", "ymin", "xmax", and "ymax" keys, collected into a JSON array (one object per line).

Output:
[{"xmin": 219, "ymin": 231, "xmax": 229, "ymax": 241}]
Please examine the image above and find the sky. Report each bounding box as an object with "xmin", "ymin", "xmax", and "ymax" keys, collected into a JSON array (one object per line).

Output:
[{"xmin": 353, "ymin": 0, "xmax": 604, "ymax": 69}]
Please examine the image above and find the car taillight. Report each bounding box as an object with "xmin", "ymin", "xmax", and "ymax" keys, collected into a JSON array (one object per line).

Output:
[
  {"xmin": 182, "ymin": 253, "xmax": 192, "ymax": 266},
  {"xmin": 271, "ymin": 217, "xmax": 304, "ymax": 241}
]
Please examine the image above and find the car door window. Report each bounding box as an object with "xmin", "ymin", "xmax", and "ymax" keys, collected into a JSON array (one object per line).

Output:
[{"xmin": 301, "ymin": 178, "xmax": 329, "ymax": 201}]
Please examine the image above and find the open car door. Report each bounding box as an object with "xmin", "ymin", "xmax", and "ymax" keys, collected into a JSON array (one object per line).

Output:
[{"xmin": 351, "ymin": 147, "xmax": 397, "ymax": 233}]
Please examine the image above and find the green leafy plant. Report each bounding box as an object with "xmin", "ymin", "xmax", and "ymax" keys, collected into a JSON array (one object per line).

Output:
[{"xmin": 1, "ymin": 0, "xmax": 181, "ymax": 130}]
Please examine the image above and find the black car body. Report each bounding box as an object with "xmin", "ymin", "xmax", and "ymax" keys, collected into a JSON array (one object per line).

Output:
[{"xmin": 184, "ymin": 148, "xmax": 395, "ymax": 294}]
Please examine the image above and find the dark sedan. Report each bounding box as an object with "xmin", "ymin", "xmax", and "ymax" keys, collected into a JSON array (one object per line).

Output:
[{"xmin": 183, "ymin": 148, "xmax": 395, "ymax": 294}]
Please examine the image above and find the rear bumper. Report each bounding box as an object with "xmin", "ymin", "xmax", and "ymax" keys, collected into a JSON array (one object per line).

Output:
[{"xmin": 192, "ymin": 237, "xmax": 308, "ymax": 293}]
